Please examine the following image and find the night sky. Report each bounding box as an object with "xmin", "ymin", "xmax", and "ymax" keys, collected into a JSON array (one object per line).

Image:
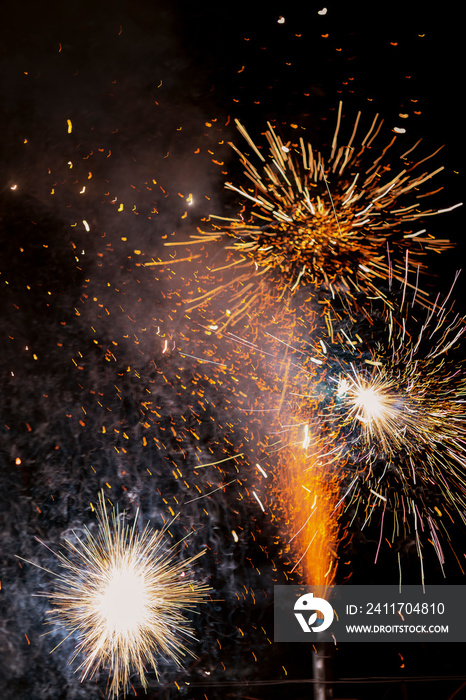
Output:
[{"xmin": 1, "ymin": 2, "xmax": 466, "ymax": 699}]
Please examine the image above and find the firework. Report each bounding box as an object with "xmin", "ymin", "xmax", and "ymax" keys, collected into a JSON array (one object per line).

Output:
[
  {"xmin": 325, "ymin": 288, "xmax": 466, "ymax": 576},
  {"xmin": 170, "ymin": 103, "xmax": 460, "ymax": 327},
  {"xmin": 273, "ymin": 425, "xmax": 343, "ymax": 587},
  {"xmin": 233, "ymin": 328, "xmax": 344, "ymax": 586},
  {"xmin": 336, "ymin": 294, "xmax": 466, "ymax": 461},
  {"xmin": 255, "ymin": 275, "xmax": 466, "ymax": 581},
  {"xmin": 22, "ymin": 492, "xmax": 209, "ymax": 697}
]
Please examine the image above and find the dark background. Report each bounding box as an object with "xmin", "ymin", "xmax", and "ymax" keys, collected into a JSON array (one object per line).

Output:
[{"xmin": 1, "ymin": 2, "xmax": 465, "ymax": 699}]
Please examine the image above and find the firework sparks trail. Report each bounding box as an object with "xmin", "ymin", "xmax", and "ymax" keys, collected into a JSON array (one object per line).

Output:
[
  {"xmin": 273, "ymin": 423, "xmax": 343, "ymax": 587},
  {"xmin": 19, "ymin": 492, "xmax": 210, "ymax": 698},
  {"xmin": 164, "ymin": 102, "xmax": 460, "ymax": 328}
]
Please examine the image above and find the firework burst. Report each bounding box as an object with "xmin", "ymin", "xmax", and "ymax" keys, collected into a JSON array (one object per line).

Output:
[
  {"xmin": 172, "ymin": 103, "xmax": 460, "ymax": 328},
  {"xmin": 22, "ymin": 493, "xmax": 210, "ymax": 697},
  {"xmin": 325, "ymin": 288, "xmax": 466, "ymax": 576},
  {"xmin": 336, "ymin": 294, "xmax": 466, "ymax": 463}
]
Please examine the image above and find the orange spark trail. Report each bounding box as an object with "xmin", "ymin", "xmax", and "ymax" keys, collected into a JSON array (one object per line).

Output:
[{"xmin": 275, "ymin": 427, "xmax": 343, "ymax": 587}]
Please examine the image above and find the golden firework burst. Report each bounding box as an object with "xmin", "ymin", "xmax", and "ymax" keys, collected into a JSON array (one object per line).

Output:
[{"xmin": 167, "ymin": 103, "xmax": 460, "ymax": 329}]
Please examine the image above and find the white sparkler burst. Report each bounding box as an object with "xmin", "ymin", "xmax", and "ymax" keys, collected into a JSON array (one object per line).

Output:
[
  {"xmin": 335, "ymin": 292, "xmax": 466, "ymax": 462},
  {"xmin": 24, "ymin": 493, "xmax": 210, "ymax": 697},
  {"xmin": 337, "ymin": 370, "xmax": 404, "ymax": 453}
]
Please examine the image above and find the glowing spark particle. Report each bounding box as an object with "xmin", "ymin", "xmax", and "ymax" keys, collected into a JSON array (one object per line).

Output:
[
  {"xmin": 256, "ymin": 463, "xmax": 268, "ymax": 478},
  {"xmin": 253, "ymin": 491, "xmax": 266, "ymax": 512},
  {"xmin": 370, "ymin": 489, "xmax": 387, "ymax": 502},
  {"xmin": 437, "ymin": 202, "xmax": 463, "ymax": 214},
  {"xmin": 302, "ymin": 423, "xmax": 310, "ymax": 449}
]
